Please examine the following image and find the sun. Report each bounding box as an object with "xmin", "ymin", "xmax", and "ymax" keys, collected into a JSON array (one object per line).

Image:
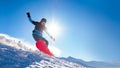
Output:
[{"xmin": 47, "ymin": 21, "xmax": 61, "ymax": 38}]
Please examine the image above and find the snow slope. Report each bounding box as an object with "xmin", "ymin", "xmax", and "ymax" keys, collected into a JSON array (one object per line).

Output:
[
  {"xmin": 0, "ymin": 34, "xmax": 86, "ymax": 68},
  {"xmin": 1, "ymin": 34, "xmax": 119, "ymax": 68}
]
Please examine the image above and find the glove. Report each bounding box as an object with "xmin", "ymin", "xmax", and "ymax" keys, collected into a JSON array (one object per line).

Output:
[
  {"xmin": 26, "ymin": 12, "xmax": 30, "ymax": 17},
  {"xmin": 50, "ymin": 36, "xmax": 55, "ymax": 41}
]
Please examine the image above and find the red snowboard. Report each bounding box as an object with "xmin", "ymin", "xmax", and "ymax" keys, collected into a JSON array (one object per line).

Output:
[{"xmin": 36, "ymin": 40, "xmax": 54, "ymax": 56}]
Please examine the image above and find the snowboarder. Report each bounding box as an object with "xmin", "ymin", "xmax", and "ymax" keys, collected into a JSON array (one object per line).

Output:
[{"xmin": 26, "ymin": 12, "xmax": 55, "ymax": 46}]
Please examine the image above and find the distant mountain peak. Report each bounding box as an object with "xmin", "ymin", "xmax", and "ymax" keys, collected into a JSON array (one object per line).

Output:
[{"xmin": 68, "ymin": 56, "xmax": 73, "ymax": 58}]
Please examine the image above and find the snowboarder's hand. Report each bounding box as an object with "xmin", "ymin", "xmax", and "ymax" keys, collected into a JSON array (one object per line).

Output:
[
  {"xmin": 50, "ymin": 36, "xmax": 55, "ymax": 41},
  {"xmin": 26, "ymin": 12, "xmax": 30, "ymax": 17}
]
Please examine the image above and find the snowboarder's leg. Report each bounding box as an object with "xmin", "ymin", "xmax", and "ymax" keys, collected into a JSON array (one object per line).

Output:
[
  {"xmin": 33, "ymin": 34, "xmax": 54, "ymax": 56},
  {"xmin": 41, "ymin": 37, "xmax": 48, "ymax": 46},
  {"xmin": 32, "ymin": 34, "xmax": 41, "ymax": 41},
  {"xmin": 32, "ymin": 34, "xmax": 49, "ymax": 46},
  {"xmin": 36, "ymin": 40, "xmax": 54, "ymax": 56}
]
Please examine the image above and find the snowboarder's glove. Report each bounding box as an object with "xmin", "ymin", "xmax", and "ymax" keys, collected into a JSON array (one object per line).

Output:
[
  {"xmin": 26, "ymin": 12, "xmax": 30, "ymax": 18},
  {"xmin": 50, "ymin": 36, "xmax": 55, "ymax": 41}
]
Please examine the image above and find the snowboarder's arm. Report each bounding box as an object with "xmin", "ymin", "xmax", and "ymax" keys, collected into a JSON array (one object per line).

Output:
[
  {"xmin": 26, "ymin": 12, "xmax": 38, "ymax": 25},
  {"xmin": 44, "ymin": 27, "xmax": 55, "ymax": 41}
]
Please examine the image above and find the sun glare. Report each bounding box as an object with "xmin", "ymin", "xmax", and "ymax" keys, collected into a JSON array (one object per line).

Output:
[
  {"xmin": 46, "ymin": 18, "xmax": 62, "ymax": 56},
  {"xmin": 48, "ymin": 45, "xmax": 61, "ymax": 56},
  {"xmin": 47, "ymin": 20, "xmax": 61, "ymax": 38}
]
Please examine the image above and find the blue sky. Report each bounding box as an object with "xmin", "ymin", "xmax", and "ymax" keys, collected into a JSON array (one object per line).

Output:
[{"xmin": 0, "ymin": 0, "xmax": 120, "ymax": 61}]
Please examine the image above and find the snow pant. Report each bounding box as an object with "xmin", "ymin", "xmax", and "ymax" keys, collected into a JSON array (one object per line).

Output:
[{"xmin": 32, "ymin": 34, "xmax": 48, "ymax": 46}]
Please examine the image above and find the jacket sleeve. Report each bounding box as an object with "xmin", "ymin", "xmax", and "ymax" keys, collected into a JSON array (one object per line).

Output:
[{"xmin": 28, "ymin": 17, "xmax": 38, "ymax": 25}]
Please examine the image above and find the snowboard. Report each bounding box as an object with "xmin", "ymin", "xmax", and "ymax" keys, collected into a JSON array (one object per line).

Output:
[{"xmin": 36, "ymin": 40, "xmax": 54, "ymax": 56}]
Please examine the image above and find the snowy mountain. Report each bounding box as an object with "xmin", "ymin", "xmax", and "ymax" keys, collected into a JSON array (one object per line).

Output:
[
  {"xmin": 59, "ymin": 56, "xmax": 120, "ymax": 68},
  {"xmin": 0, "ymin": 34, "xmax": 86, "ymax": 68}
]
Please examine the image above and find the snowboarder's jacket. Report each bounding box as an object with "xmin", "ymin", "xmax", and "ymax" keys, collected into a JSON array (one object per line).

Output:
[
  {"xmin": 28, "ymin": 17, "xmax": 48, "ymax": 45},
  {"xmin": 29, "ymin": 17, "xmax": 46, "ymax": 37}
]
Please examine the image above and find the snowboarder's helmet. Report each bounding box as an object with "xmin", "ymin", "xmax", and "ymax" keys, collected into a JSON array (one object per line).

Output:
[{"xmin": 40, "ymin": 18, "xmax": 47, "ymax": 23}]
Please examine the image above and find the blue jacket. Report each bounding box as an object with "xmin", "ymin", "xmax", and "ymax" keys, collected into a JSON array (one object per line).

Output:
[{"xmin": 28, "ymin": 17, "xmax": 46, "ymax": 37}]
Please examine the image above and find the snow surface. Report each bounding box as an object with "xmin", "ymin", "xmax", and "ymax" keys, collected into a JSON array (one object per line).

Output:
[
  {"xmin": 0, "ymin": 33, "xmax": 120, "ymax": 68},
  {"xmin": 0, "ymin": 34, "xmax": 86, "ymax": 68}
]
